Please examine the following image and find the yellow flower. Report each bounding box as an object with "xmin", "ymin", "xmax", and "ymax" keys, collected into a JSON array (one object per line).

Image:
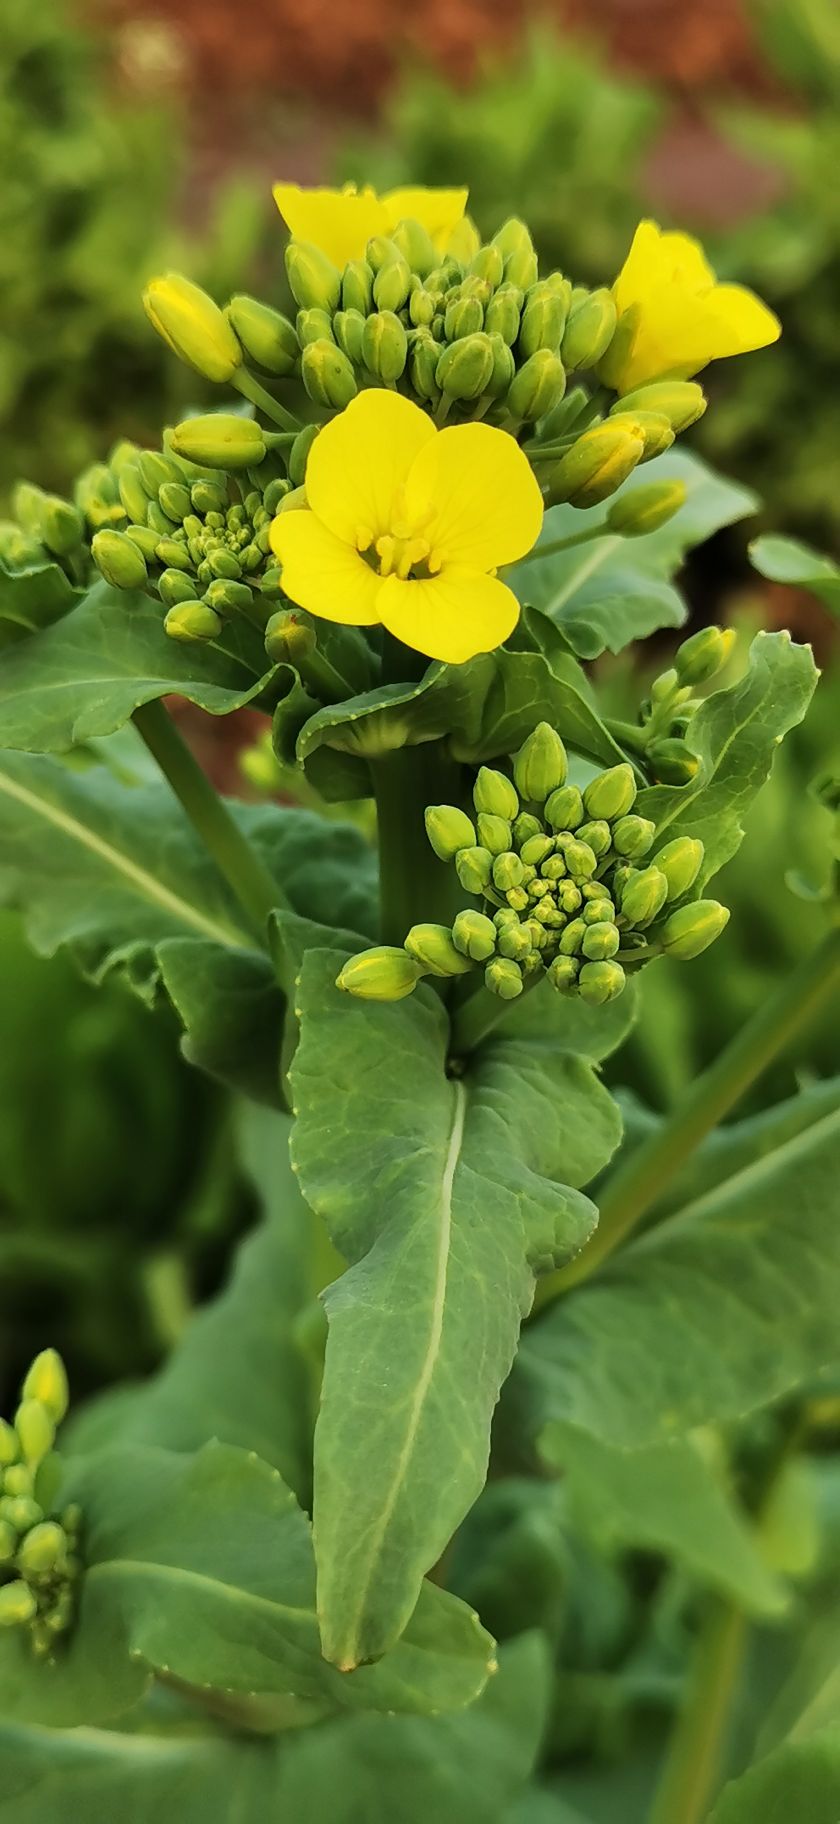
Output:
[
  {"xmin": 606, "ymin": 219, "xmax": 780, "ymax": 393},
  {"xmin": 273, "ymin": 182, "xmax": 469, "ymax": 268},
  {"xmin": 269, "ymin": 392, "xmax": 543, "ymax": 666}
]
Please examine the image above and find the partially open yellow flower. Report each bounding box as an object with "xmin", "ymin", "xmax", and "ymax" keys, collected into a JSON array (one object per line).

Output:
[
  {"xmin": 605, "ymin": 220, "xmax": 780, "ymax": 393},
  {"xmin": 273, "ymin": 182, "xmax": 469, "ymax": 268},
  {"xmin": 269, "ymin": 392, "xmax": 543, "ymax": 665}
]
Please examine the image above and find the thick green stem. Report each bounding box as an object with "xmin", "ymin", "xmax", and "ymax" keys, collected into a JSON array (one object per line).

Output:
[
  {"xmin": 647, "ymin": 1600, "xmax": 747, "ymax": 1824},
  {"xmin": 534, "ymin": 925, "xmax": 840, "ymax": 1308},
  {"xmin": 372, "ymin": 635, "xmax": 462, "ymax": 947},
  {"xmin": 451, "ymin": 974, "xmax": 543, "ymax": 1056},
  {"xmin": 233, "ymin": 365, "xmax": 303, "ymax": 433},
  {"xmin": 132, "ymin": 699, "xmax": 284, "ymax": 941}
]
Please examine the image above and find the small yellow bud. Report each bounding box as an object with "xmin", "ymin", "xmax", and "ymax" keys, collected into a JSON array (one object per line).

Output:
[
  {"xmin": 546, "ymin": 422, "xmax": 645, "ymax": 508},
  {"xmin": 561, "ymin": 289, "xmax": 618, "ymax": 372},
  {"xmin": 143, "ymin": 275, "xmax": 242, "ymax": 383},
  {"xmin": 22, "ymin": 1350, "xmax": 69, "ymax": 1425},
  {"xmin": 225, "ymin": 296, "xmax": 298, "ymax": 376},
  {"xmin": 169, "ymin": 415, "xmax": 267, "ymax": 471},
  {"xmin": 661, "ymin": 900, "xmax": 730, "ymax": 959},
  {"xmin": 337, "ymin": 948, "xmax": 424, "ymax": 1001}
]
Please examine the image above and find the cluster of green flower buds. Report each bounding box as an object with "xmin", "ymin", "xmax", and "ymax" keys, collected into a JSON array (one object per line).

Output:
[
  {"xmin": 338, "ymin": 722, "xmax": 729, "ymax": 1009},
  {"xmin": 0, "ymin": 1350, "xmax": 81, "ymax": 1658},
  {"xmin": 0, "ymin": 481, "xmax": 86, "ymax": 581},
  {"xmin": 629, "ymin": 624, "xmax": 737, "ymax": 784},
  {"xmin": 86, "ymin": 422, "xmax": 313, "ymax": 643}
]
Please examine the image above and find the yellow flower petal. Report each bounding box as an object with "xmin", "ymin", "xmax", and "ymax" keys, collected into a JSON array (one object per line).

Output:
[
  {"xmin": 383, "ymin": 186, "xmax": 468, "ymax": 252},
  {"xmin": 305, "ymin": 391, "xmax": 436, "ymax": 547},
  {"xmin": 273, "ymin": 182, "xmax": 389, "ymax": 267},
  {"xmin": 611, "ymin": 218, "xmax": 780, "ymax": 390},
  {"xmin": 703, "ymin": 283, "xmax": 780, "ymax": 355},
  {"xmin": 612, "ymin": 220, "xmax": 662, "ymax": 316},
  {"xmin": 270, "ymin": 510, "xmax": 381, "ymax": 626},
  {"xmin": 403, "ymin": 422, "xmax": 544, "ymax": 572},
  {"xmin": 378, "ymin": 567, "xmax": 520, "ymax": 664}
]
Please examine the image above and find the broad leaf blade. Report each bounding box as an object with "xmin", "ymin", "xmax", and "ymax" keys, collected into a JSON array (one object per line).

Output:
[
  {"xmin": 291, "ymin": 949, "xmax": 621, "ymax": 1667},
  {"xmin": 750, "ymin": 533, "xmax": 840, "ymax": 616},
  {"xmin": 709, "ymin": 1728, "xmax": 840, "ymax": 1823}
]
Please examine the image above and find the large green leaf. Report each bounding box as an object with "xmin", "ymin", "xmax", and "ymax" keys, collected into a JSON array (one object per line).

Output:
[
  {"xmin": 506, "ymin": 449, "xmax": 757, "ymax": 659},
  {"xmin": 289, "ymin": 647, "xmax": 625, "ymax": 801},
  {"xmin": 516, "ymin": 1104, "xmax": 840, "ymax": 1449},
  {"xmin": 709, "ymin": 1729, "xmax": 840, "ymax": 1824},
  {"xmin": 0, "ymin": 1634, "xmax": 548, "ymax": 1824},
  {"xmin": 0, "ymin": 582, "xmax": 273, "ymax": 753},
  {"xmin": 0, "ymin": 1440, "xmax": 494, "ymax": 1729},
  {"xmin": 749, "ymin": 533, "xmax": 840, "ymax": 617},
  {"xmin": 641, "ymin": 630, "xmax": 819, "ymax": 882},
  {"xmin": 290, "ymin": 948, "xmax": 621, "ymax": 1668},
  {"xmin": 0, "ymin": 555, "xmax": 79, "ymax": 648},
  {"xmin": 542, "ymin": 1425, "xmax": 787, "ymax": 1618}
]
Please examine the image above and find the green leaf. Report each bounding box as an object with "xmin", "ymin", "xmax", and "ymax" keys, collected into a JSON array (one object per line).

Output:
[
  {"xmin": 516, "ymin": 1104, "xmax": 840, "ymax": 1450},
  {"xmin": 542, "ymin": 1425, "xmax": 787, "ymax": 1618},
  {"xmin": 291, "ymin": 648, "xmax": 625, "ymax": 801},
  {"xmin": 67, "ymin": 1107, "xmax": 319, "ymax": 1500},
  {"xmin": 709, "ymin": 1729, "xmax": 840, "ymax": 1824},
  {"xmin": 0, "ymin": 582, "xmax": 273, "ymax": 753},
  {"xmin": 749, "ymin": 534, "xmax": 840, "ymax": 616},
  {"xmin": 500, "ymin": 972, "xmax": 639, "ymax": 1060},
  {"xmin": 507, "ymin": 449, "xmax": 757, "ymax": 659},
  {"xmin": 640, "ymin": 630, "xmax": 819, "ymax": 882},
  {"xmin": 0, "ymin": 555, "xmax": 79, "ymax": 647},
  {"xmin": 290, "ymin": 949, "xmax": 621, "ymax": 1667},
  {"xmin": 0, "ymin": 1440, "xmax": 494, "ymax": 1729},
  {"xmin": 0, "ymin": 1634, "xmax": 548, "ymax": 1824},
  {"xmin": 639, "ymin": 1077, "xmax": 840, "ymax": 1223}
]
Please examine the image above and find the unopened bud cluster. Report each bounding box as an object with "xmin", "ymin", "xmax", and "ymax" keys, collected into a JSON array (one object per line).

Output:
[
  {"xmin": 338, "ymin": 722, "xmax": 728, "ymax": 1008},
  {"xmin": 0, "ymin": 481, "xmax": 86, "ymax": 582},
  {"xmin": 0, "ymin": 1350, "xmax": 81, "ymax": 1658},
  {"xmin": 632, "ymin": 625, "xmax": 737, "ymax": 783}
]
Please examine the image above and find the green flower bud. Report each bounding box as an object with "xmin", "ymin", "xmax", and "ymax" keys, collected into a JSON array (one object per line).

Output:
[
  {"xmin": 582, "ymin": 893, "xmax": 614, "ymax": 921},
  {"xmin": 0, "ymin": 1422, "xmax": 18, "ymax": 1468},
  {"xmin": 557, "ymin": 881, "xmax": 583, "ymax": 915},
  {"xmin": 225, "ymin": 295, "xmax": 298, "ymax": 375},
  {"xmin": 660, "ymin": 899, "xmax": 730, "ymax": 959},
  {"xmin": 576, "ymin": 819, "xmax": 611, "ymax": 858},
  {"xmin": 3, "ymin": 1466, "xmax": 32, "ymax": 1497},
  {"xmin": 391, "ymin": 217, "xmax": 438, "ymax": 276},
  {"xmin": 333, "ymin": 308, "xmax": 366, "ymax": 365},
  {"xmin": 143, "ymin": 274, "xmax": 242, "ymax": 382},
  {"xmin": 473, "ymin": 767, "xmax": 519, "ymax": 823},
  {"xmin": 436, "ymin": 333, "xmax": 495, "ymax": 401},
  {"xmin": 0, "ymin": 1495, "xmax": 42, "ymax": 1532},
  {"xmin": 619, "ymin": 866, "xmax": 668, "ymax": 928},
  {"xmin": 583, "ymin": 762, "xmax": 636, "ymax": 822},
  {"xmin": 283, "ymin": 426, "xmax": 315, "ymax": 491},
  {"xmin": 611, "ymin": 380, "xmax": 707, "ymax": 433},
  {"xmin": 485, "ymin": 957, "xmax": 524, "ymax": 999},
  {"xmin": 164, "ymin": 601, "xmax": 223, "ymax": 643},
  {"xmin": 544, "ymin": 783, "xmax": 584, "ymax": 831},
  {"xmin": 561, "ymin": 289, "xmax": 617, "ymax": 372},
  {"xmin": 542, "ymin": 856, "xmax": 569, "ymax": 884},
  {"xmin": 362, "ymin": 311, "xmax": 408, "ymax": 384},
  {"xmin": 581, "ymin": 920, "xmax": 620, "ymax": 961},
  {"xmin": 653, "ymin": 837, "xmax": 705, "ymax": 900},
  {"xmin": 454, "ymin": 846, "xmax": 493, "ymax": 894},
  {"xmin": 493, "ymin": 851, "xmax": 526, "ymax": 892},
  {"xmin": 301, "ymin": 340, "xmax": 358, "ymax": 409},
  {"xmin": 264, "ymin": 608, "xmax": 317, "ymax": 665},
  {"xmin": 14, "ymin": 1401, "xmax": 55, "ymax": 1467},
  {"xmin": 285, "ymin": 241, "xmax": 342, "ymax": 313},
  {"xmin": 337, "ymin": 947, "xmax": 423, "ymax": 1001},
  {"xmin": 675, "ymin": 625, "xmax": 736, "ymax": 686},
  {"xmin": 158, "ymin": 481, "xmax": 192, "ymax": 525},
  {"xmin": 504, "ymin": 246, "xmax": 539, "ymax": 292},
  {"xmin": 206, "ymin": 548, "xmax": 242, "ymax": 581},
  {"xmin": 22, "ymin": 1352, "xmax": 68, "ymax": 1426},
  {"xmin": 13, "ymin": 484, "xmax": 84, "ymax": 559},
  {"xmin": 649, "ymin": 738, "xmax": 700, "ymax": 785},
  {"xmin": 562, "ymin": 839, "xmax": 598, "ymax": 882},
  {"xmin": 156, "ymin": 569, "xmax": 193, "ymax": 609},
  {"xmin": 558, "ymin": 917, "xmax": 587, "ymax": 955},
  {"xmin": 497, "ymin": 920, "xmax": 533, "ymax": 961},
  {"xmin": 512, "ymin": 812, "xmax": 542, "ymax": 848},
  {"xmin": 91, "ymin": 529, "xmax": 147, "ymax": 591},
  {"xmin": 342, "ymin": 259, "xmax": 374, "ymax": 315},
  {"xmin": 0, "ymin": 1581, "xmax": 37, "ymax": 1628},
  {"xmin": 363, "ymin": 234, "xmax": 399, "ymax": 274},
  {"xmin": 137, "ymin": 452, "xmax": 183, "ymax": 495},
  {"xmin": 405, "ymin": 924, "xmax": 474, "ymax": 976},
  {"xmin": 155, "ymin": 537, "xmax": 192, "ymax": 571},
  {"xmin": 506, "ymin": 349, "xmax": 566, "ymax": 423},
  {"xmin": 297, "ymin": 307, "xmax": 335, "ymax": 347},
  {"xmin": 453, "ymin": 909, "xmax": 497, "ymax": 961},
  {"xmin": 477, "ymin": 812, "xmax": 514, "ymax": 856},
  {"xmin": 547, "ymin": 421, "xmax": 645, "ymax": 508},
  {"xmin": 443, "ymin": 295, "xmax": 482, "ymax": 343},
  {"xmin": 409, "ymin": 287, "xmax": 437, "ymax": 328},
  {"xmin": 512, "ymin": 722, "xmax": 568, "ymax": 804},
  {"xmin": 518, "ymin": 284, "xmax": 568, "ymax": 359},
  {"xmin": 148, "ymin": 501, "xmax": 176, "ymax": 537},
  {"xmin": 425, "ymin": 804, "xmax": 476, "ymax": 861},
  {"xmin": 520, "ymin": 833, "xmax": 554, "ymax": 867},
  {"xmin": 606, "ymin": 479, "xmax": 687, "ymax": 538},
  {"xmin": 484, "ymin": 333, "xmax": 516, "ymax": 398},
  {"xmin": 408, "ymin": 330, "xmax": 440, "ymax": 403},
  {"xmin": 17, "ymin": 1520, "xmax": 67, "ymax": 1576},
  {"xmin": 484, "ymin": 283, "xmax": 522, "ymax": 346},
  {"xmin": 579, "ymin": 960, "xmax": 625, "ymax": 1005},
  {"xmin": 505, "ymin": 886, "xmax": 530, "ymax": 912},
  {"xmin": 203, "ymin": 579, "xmax": 255, "ymax": 615},
  {"xmin": 117, "ymin": 465, "xmax": 151, "ymax": 525},
  {"xmin": 0, "ymin": 1521, "xmax": 17, "ymax": 1562},
  {"xmin": 547, "ymin": 955, "xmax": 580, "ymax": 993},
  {"xmin": 610, "ymin": 410, "xmax": 673, "ymax": 460},
  {"xmin": 612, "ymin": 814, "xmax": 656, "ymax": 859},
  {"xmin": 651, "ymin": 668, "xmax": 679, "ymax": 704},
  {"xmin": 492, "ymin": 218, "xmax": 532, "ymax": 258},
  {"xmin": 170, "ymin": 415, "xmax": 267, "ymax": 471}
]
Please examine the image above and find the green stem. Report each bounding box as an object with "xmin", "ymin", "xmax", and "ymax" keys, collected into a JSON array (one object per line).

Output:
[
  {"xmin": 233, "ymin": 365, "xmax": 303, "ymax": 433},
  {"xmin": 371, "ymin": 635, "xmax": 462, "ymax": 947},
  {"xmin": 607, "ymin": 717, "xmax": 650, "ymax": 757},
  {"xmin": 132, "ymin": 699, "xmax": 284, "ymax": 941},
  {"xmin": 647, "ymin": 1600, "xmax": 747, "ymax": 1824},
  {"xmin": 512, "ymin": 524, "xmax": 611, "ymax": 568},
  {"xmin": 451, "ymin": 973, "xmax": 543, "ymax": 1056},
  {"xmin": 533, "ymin": 925, "xmax": 840, "ymax": 1307}
]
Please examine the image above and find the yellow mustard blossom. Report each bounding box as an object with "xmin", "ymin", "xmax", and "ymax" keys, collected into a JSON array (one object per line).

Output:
[
  {"xmin": 273, "ymin": 182, "xmax": 469, "ymax": 268},
  {"xmin": 606, "ymin": 219, "xmax": 780, "ymax": 393},
  {"xmin": 269, "ymin": 392, "xmax": 543, "ymax": 665}
]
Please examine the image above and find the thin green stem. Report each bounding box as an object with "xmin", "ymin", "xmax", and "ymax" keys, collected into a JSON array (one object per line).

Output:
[
  {"xmin": 607, "ymin": 717, "xmax": 650, "ymax": 757},
  {"xmin": 533, "ymin": 925, "xmax": 840, "ymax": 1308},
  {"xmin": 450, "ymin": 973, "xmax": 543, "ymax": 1056},
  {"xmin": 132, "ymin": 699, "xmax": 284, "ymax": 941},
  {"xmin": 647, "ymin": 1600, "xmax": 747, "ymax": 1824},
  {"xmin": 233, "ymin": 365, "xmax": 303, "ymax": 433},
  {"xmin": 513, "ymin": 524, "xmax": 611, "ymax": 569}
]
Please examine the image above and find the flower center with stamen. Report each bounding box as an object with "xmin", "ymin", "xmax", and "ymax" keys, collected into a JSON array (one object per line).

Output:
[{"xmin": 356, "ymin": 486, "xmax": 442, "ymax": 582}]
